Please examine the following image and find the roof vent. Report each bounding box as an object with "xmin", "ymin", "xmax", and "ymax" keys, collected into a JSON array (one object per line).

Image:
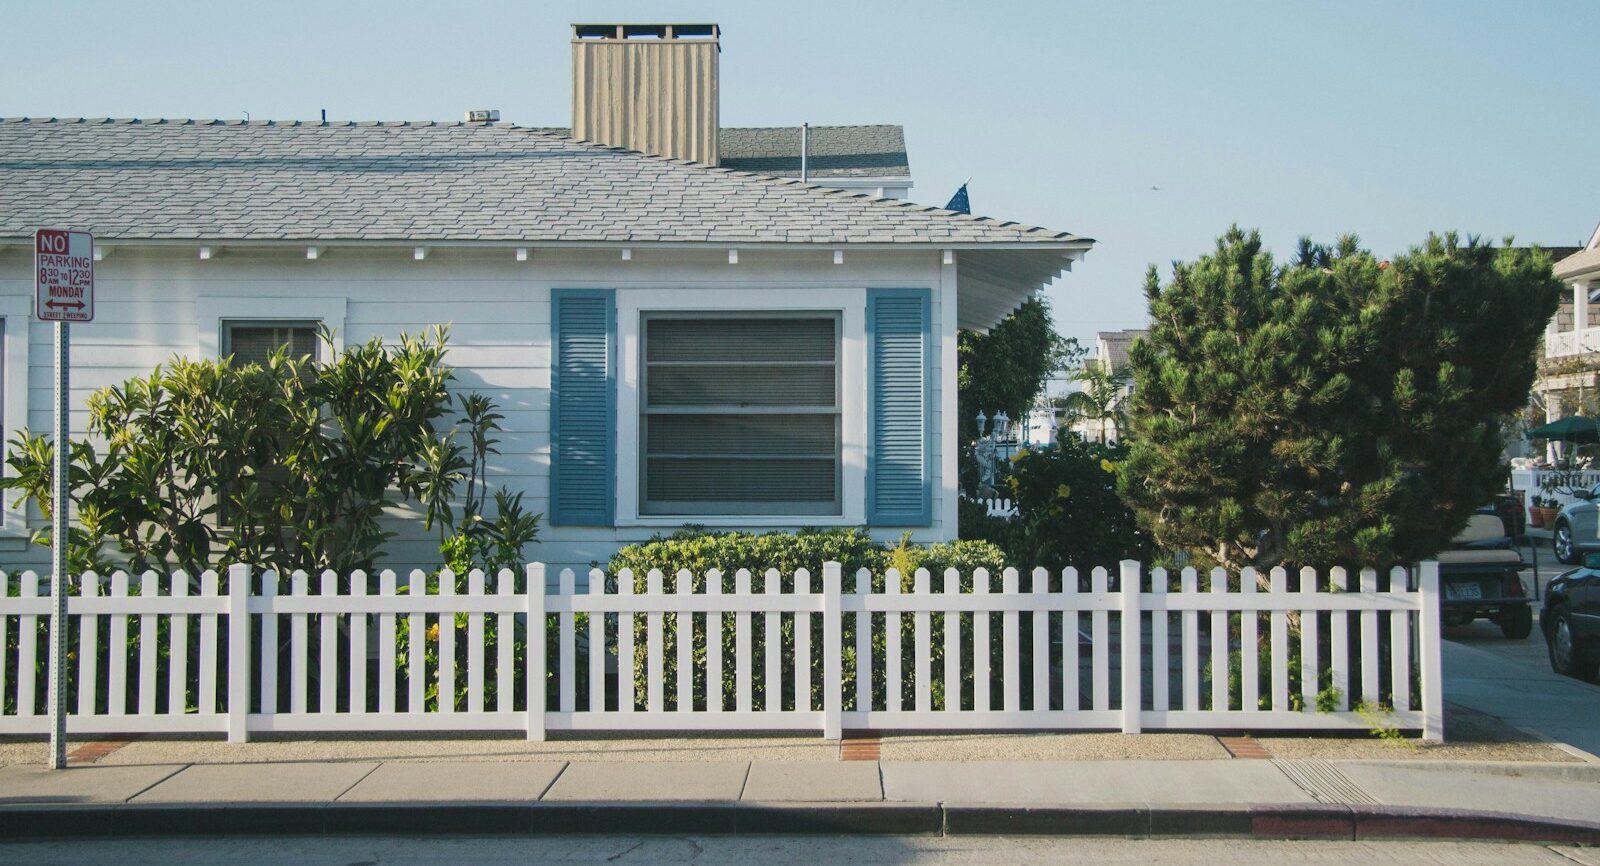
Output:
[{"xmin": 464, "ymin": 109, "xmax": 500, "ymax": 123}]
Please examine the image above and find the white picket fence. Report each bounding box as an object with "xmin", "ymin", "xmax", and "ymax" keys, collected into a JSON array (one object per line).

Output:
[{"xmin": 0, "ymin": 561, "xmax": 1444, "ymax": 741}]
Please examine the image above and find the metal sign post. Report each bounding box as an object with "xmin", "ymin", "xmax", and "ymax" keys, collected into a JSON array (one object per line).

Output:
[{"xmin": 35, "ymin": 228, "xmax": 93, "ymax": 770}]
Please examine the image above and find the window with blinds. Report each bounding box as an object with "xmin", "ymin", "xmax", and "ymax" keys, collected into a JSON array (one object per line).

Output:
[
  {"xmin": 641, "ymin": 315, "xmax": 841, "ymax": 516},
  {"xmin": 223, "ymin": 322, "xmax": 319, "ymax": 366}
]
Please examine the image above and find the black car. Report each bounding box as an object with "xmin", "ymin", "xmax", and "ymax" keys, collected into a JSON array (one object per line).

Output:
[{"xmin": 1542, "ymin": 556, "xmax": 1600, "ymax": 681}]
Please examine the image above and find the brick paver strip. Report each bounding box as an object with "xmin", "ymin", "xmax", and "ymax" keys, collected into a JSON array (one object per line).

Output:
[{"xmin": 1217, "ymin": 735, "xmax": 1271, "ymax": 759}]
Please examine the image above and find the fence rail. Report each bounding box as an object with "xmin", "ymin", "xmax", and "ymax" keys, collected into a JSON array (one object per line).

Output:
[{"xmin": 0, "ymin": 561, "xmax": 1444, "ymax": 741}]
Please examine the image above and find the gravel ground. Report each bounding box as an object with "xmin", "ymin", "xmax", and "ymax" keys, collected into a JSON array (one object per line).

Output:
[{"xmin": 1258, "ymin": 702, "xmax": 1583, "ymax": 763}]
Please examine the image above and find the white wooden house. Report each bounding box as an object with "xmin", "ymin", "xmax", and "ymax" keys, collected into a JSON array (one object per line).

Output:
[{"xmin": 0, "ymin": 23, "xmax": 1092, "ymax": 572}]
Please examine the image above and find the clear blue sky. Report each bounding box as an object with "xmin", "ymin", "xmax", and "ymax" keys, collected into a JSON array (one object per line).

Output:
[{"xmin": 5, "ymin": 1, "xmax": 1597, "ymax": 352}]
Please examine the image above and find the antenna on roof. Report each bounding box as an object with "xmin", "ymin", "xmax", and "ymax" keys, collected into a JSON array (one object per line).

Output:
[
  {"xmin": 320, "ymin": 109, "xmax": 327, "ymax": 124},
  {"xmin": 243, "ymin": 110, "xmax": 250, "ymax": 122}
]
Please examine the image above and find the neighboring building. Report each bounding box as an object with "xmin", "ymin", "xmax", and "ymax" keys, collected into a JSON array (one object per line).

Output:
[
  {"xmin": 1059, "ymin": 328, "xmax": 1146, "ymax": 443},
  {"xmin": 0, "ymin": 23, "xmax": 1092, "ymax": 573},
  {"xmin": 1532, "ymin": 230, "xmax": 1598, "ymax": 447}
]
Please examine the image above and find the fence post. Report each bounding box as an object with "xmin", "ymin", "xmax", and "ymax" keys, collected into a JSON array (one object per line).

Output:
[
  {"xmin": 1417, "ymin": 560, "xmax": 1444, "ymax": 743},
  {"xmin": 226, "ymin": 564, "xmax": 251, "ymax": 743},
  {"xmin": 526, "ymin": 563, "xmax": 547, "ymax": 741},
  {"xmin": 1120, "ymin": 560, "xmax": 1142, "ymax": 734},
  {"xmin": 822, "ymin": 561, "xmax": 843, "ymax": 740}
]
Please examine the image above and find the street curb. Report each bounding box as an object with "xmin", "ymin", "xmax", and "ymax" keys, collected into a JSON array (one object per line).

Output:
[{"xmin": 0, "ymin": 801, "xmax": 1597, "ymax": 843}]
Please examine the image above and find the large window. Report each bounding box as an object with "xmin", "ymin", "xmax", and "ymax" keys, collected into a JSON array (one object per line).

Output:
[
  {"xmin": 641, "ymin": 314, "xmax": 841, "ymax": 516},
  {"xmin": 222, "ymin": 321, "xmax": 318, "ymax": 366}
]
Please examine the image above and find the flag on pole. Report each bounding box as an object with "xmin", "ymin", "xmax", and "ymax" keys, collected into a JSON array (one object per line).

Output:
[{"xmin": 945, "ymin": 180, "xmax": 971, "ymax": 214}]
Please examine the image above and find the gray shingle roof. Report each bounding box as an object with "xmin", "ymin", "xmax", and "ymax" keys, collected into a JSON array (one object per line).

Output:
[
  {"xmin": 532, "ymin": 124, "xmax": 909, "ymax": 179},
  {"xmin": 2, "ymin": 118, "xmax": 1056, "ymax": 246}
]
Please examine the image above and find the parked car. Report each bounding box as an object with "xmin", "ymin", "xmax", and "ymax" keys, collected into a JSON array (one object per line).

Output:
[
  {"xmin": 1541, "ymin": 555, "xmax": 1600, "ymax": 681},
  {"xmin": 1435, "ymin": 513, "xmax": 1533, "ymax": 638},
  {"xmin": 1551, "ymin": 484, "xmax": 1600, "ymax": 564}
]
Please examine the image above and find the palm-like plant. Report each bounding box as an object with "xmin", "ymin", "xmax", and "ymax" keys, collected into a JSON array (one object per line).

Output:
[{"xmin": 1059, "ymin": 362, "xmax": 1131, "ymax": 443}]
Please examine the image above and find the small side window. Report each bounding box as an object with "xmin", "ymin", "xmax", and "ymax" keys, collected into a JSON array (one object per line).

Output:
[{"xmin": 222, "ymin": 321, "xmax": 319, "ymax": 366}]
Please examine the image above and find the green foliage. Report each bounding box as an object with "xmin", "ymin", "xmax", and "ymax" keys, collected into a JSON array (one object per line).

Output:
[
  {"xmin": 1058, "ymin": 362, "xmax": 1130, "ymax": 444},
  {"xmin": 958, "ymin": 297, "xmax": 1081, "ymax": 444},
  {"xmin": 961, "ymin": 433, "xmax": 1150, "ymax": 571},
  {"xmin": 1119, "ymin": 227, "xmax": 1563, "ymax": 570},
  {"xmin": 3, "ymin": 326, "xmax": 540, "ymax": 575}
]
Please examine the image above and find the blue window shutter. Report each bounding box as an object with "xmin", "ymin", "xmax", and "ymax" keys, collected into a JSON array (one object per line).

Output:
[
  {"xmin": 551, "ymin": 289, "xmax": 615, "ymax": 526},
  {"xmin": 867, "ymin": 288, "xmax": 933, "ymax": 526}
]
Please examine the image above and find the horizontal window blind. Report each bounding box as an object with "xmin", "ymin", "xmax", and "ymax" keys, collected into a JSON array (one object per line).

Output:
[
  {"xmin": 642, "ymin": 315, "xmax": 840, "ymax": 516},
  {"xmin": 225, "ymin": 324, "xmax": 318, "ymax": 366}
]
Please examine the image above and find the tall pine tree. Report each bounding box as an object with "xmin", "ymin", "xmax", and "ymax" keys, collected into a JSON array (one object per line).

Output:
[{"xmin": 1119, "ymin": 226, "xmax": 1561, "ymax": 570}]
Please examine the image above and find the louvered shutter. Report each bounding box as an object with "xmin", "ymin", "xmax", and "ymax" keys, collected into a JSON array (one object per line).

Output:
[
  {"xmin": 551, "ymin": 290, "xmax": 616, "ymax": 526},
  {"xmin": 867, "ymin": 288, "xmax": 932, "ymax": 525}
]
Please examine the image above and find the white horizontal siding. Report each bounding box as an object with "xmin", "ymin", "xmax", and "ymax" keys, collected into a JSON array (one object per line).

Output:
[{"xmin": 0, "ymin": 246, "xmax": 953, "ymax": 572}]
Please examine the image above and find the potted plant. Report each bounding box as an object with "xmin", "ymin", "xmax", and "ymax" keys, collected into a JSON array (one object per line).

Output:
[{"xmin": 1530, "ymin": 495, "xmax": 1558, "ymax": 528}]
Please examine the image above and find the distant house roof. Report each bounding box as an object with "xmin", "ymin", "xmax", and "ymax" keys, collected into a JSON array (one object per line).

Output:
[
  {"xmin": 530, "ymin": 124, "xmax": 910, "ymax": 180},
  {"xmin": 1097, "ymin": 329, "xmax": 1147, "ymax": 372},
  {"xmin": 1555, "ymin": 245, "xmax": 1600, "ymax": 281},
  {"xmin": 0, "ymin": 117, "xmax": 1086, "ymax": 329}
]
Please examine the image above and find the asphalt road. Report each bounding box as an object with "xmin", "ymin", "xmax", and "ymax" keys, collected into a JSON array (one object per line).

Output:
[
  {"xmin": 0, "ymin": 836, "xmax": 1593, "ymax": 865},
  {"xmin": 1443, "ymin": 538, "xmax": 1600, "ymax": 755}
]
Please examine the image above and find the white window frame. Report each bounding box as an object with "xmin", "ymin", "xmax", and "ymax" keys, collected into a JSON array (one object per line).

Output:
[
  {"xmin": 0, "ymin": 295, "xmax": 30, "ymax": 537},
  {"xmin": 195, "ymin": 296, "xmax": 347, "ymax": 361},
  {"xmin": 639, "ymin": 310, "xmax": 843, "ymax": 518},
  {"xmin": 616, "ymin": 288, "xmax": 867, "ymax": 527}
]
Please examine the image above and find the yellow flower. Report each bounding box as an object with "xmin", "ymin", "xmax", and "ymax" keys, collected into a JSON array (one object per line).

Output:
[
  {"xmin": 426, "ymin": 623, "xmax": 440, "ymax": 642},
  {"xmin": 1100, "ymin": 458, "xmax": 1116, "ymax": 474},
  {"xmin": 1055, "ymin": 484, "xmax": 1072, "ymax": 500}
]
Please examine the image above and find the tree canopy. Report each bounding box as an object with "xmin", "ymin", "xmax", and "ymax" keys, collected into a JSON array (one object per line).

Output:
[
  {"xmin": 1118, "ymin": 227, "xmax": 1561, "ymax": 570},
  {"xmin": 957, "ymin": 296, "xmax": 1079, "ymax": 442}
]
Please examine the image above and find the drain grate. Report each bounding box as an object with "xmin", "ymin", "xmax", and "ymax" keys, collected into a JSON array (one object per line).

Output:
[{"xmin": 1273, "ymin": 758, "xmax": 1381, "ymax": 805}]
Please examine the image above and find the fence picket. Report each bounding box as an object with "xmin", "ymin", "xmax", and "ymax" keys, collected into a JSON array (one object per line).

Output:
[
  {"xmin": 764, "ymin": 569, "xmax": 781, "ymax": 712},
  {"xmin": 1209, "ymin": 567, "xmax": 1228, "ymax": 712},
  {"xmin": 797, "ymin": 568, "xmax": 814, "ymax": 713},
  {"xmin": 913, "ymin": 569, "xmax": 930, "ymax": 714},
  {"xmin": 108, "ymin": 571, "xmax": 129, "ymax": 716},
  {"xmin": 1240, "ymin": 567, "xmax": 1259, "ymax": 713},
  {"xmin": 560, "ymin": 569, "xmax": 577, "ymax": 714},
  {"xmin": 351, "ymin": 570, "xmax": 368, "ymax": 714},
  {"xmin": 137, "ymin": 571, "xmax": 158, "ymax": 715},
  {"xmin": 1151, "ymin": 567, "xmax": 1169, "ymax": 714},
  {"xmin": 975, "ymin": 568, "xmax": 992, "ymax": 713},
  {"xmin": 1062, "ymin": 568, "xmax": 1080, "ymax": 713},
  {"xmin": 1181, "ymin": 568, "xmax": 1198, "ymax": 711},
  {"xmin": 886, "ymin": 568, "xmax": 903, "ymax": 713},
  {"xmin": 319, "ymin": 571, "xmax": 338, "ymax": 714},
  {"xmin": 169, "ymin": 571, "xmax": 189, "ymax": 718},
  {"xmin": 618, "ymin": 569, "xmax": 636, "ymax": 713},
  {"xmin": 646, "ymin": 570, "xmax": 664, "ymax": 713},
  {"xmin": 1299, "ymin": 567, "xmax": 1320, "ymax": 711},
  {"xmin": 1031, "ymin": 568, "xmax": 1050, "ymax": 712},
  {"xmin": 1389, "ymin": 566, "xmax": 1412, "ymax": 713},
  {"xmin": 584, "ymin": 568, "xmax": 603, "ymax": 713},
  {"xmin": 466, "ymin": 569, "xmax": 484, "ymax": 714},
  {"xmin": 379, "ymin": 570, "xmax": 396, "ymax": 714},
  {"xmin": 706, "ymin": 569, "xmax": 723, "ymax": 713},
  {"xmin": 17, "ymin": 572, "xmax": 38, "ymax": 716},
  {"xmin": 200, "ymin": 569, "xmax": 220, "ymax": 716},
  {"xmin": 1329, "ymin": 567, "xmax": 1350, "ymax": 711},
  {"xmin": 289, "ymin": 570, "xmax": 308, "ymax": 714},
  {"xmin": 259, "ymin": 570, "xmax": 278, "ymax": 715},
  {"xmin": 942, "ymin": 568, "xmax": 960, "ymax": 712},
  {"xmin": 77, "ymin": 572, "xmax": 98, "ymax": 717},
  {"xmin": 734, "ymin": 570, "xmax": 751, "ymax": 713},
  {"xmin": 0, "ymin": 572, "xmax": 8, "ymax": 715},
  {"xmin": 1359, "ymin": 568, "xmax": 1380, "ymax": 707},
  {"xmin": 501, "ymin": 569, "xmax": 518, "ymax": 713},
  {"xmin": 1002, "ymin": 568, "xmax": 1021, "ymax": 713},
  {"xmin": 1270, "ymin": 567, "xmax": 1289, "ymax": 711},
  {"xmin": 438, "ymin": 569, "xmax": 456, "ymax": 714},
  {"xmin": 1090, "ymin": 567, "xmax": 1108, "ymax": 713},
  {"xmin": 406, "ymin": 569, "xmax": 425, "ymax": 714},
  {"xmin": 857, "ymin": 568, "xmax": 873, "ymax": 712},
  {"xmin": 676, "ymin": 569, "xmax": 693, "ymax": 713}
]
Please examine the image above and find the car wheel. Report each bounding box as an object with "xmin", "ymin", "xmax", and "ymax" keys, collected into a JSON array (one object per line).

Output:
[
  {"xmin": 1554, "ymin": 521, "xmax": 1578, "ymax": 565},
  {"xmin": 1499, "ymin": 606, "xmax": 1533, "ymax": 640},
  {"xmin": 1547, "ymin": 608, "xmax": 1600, "ymax": 680}
]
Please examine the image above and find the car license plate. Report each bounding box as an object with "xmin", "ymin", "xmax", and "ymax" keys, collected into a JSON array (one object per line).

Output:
[{"xmin": 1446, "ymin": 583, "xmax": 1482, "ymax": 601}]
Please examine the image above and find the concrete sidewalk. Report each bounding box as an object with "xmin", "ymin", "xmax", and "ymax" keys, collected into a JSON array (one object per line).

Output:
[{"xmin": 2, "ymin": 756, "xmax": 1599, "ymax": 843}]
